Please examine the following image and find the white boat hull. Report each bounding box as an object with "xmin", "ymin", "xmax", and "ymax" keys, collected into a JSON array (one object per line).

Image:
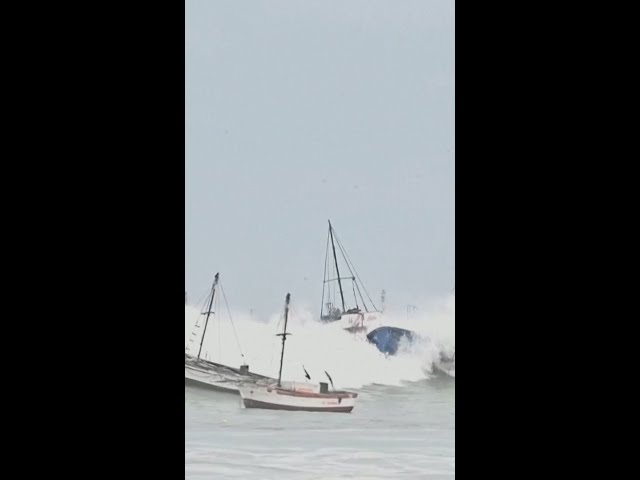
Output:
[
  {"xmin": 184, "ymin": 365, "xmax": 243, "ymax": 393},
  {"xmin": 239, "ymin": 385, "xmax": 357, "ymax": 413},
  {"xmin": 184, "ymin": 354, "xmax": 273, "ymax": 393}
]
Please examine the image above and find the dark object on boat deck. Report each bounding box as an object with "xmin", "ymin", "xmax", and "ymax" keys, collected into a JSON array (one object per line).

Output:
[
  {"xmin": 366, "ymin": 326, "xmax": 418, "ymax": 356},
  {"xmin": 303, "ymin": 366, "xmax": 311, "ymax": 380},
  {"xmin": 320, "ymin": 382, "xmax": 329, "ymax": 394},
  {"xmin": 325, "ymin": 371, "xmax": 335, "ymax": 390},
  {"xmin": 239, "ymin": 364, "xmax": 250, "ymax": 375}
]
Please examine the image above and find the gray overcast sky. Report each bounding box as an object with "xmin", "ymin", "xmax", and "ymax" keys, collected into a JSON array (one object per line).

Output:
[{"xmin": 186, "ymin": 0, "xmax": 454, "ymax": 317}]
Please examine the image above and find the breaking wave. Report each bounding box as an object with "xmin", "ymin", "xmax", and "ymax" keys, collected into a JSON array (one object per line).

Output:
[{"xmin": 185, "ymin": 294, "xmax": 454, "ymax": 389}]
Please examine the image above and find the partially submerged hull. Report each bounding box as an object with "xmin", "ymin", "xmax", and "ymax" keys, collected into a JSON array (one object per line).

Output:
[
  {"xmin": 366, "ymin": 327, "xmax": 455, "ymax": 377},
  {"xmin": 184, "ymin": 354, "xmax": 274, "ymax": 393},
  {"xmin": 366, "ymin": 326, "xmax": 419, "ymax": 355},
  {"xmin": 239, "ymin": 384, "xmax": 357, "ymax": 413}
]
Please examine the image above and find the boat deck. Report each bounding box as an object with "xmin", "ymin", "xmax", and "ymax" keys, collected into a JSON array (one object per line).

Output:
[{"xmin": 185, "ymin": 354, "xmax": 277, "ymax": 392}]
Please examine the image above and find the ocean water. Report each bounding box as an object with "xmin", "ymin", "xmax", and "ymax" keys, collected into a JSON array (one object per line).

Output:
[
  {"xmin": 185, "ymin": 298, "xmax": 455, "ymax": 478},
  {"xmin": 185, "ymin": 377, "xmax": 454, "ymax": 479}
]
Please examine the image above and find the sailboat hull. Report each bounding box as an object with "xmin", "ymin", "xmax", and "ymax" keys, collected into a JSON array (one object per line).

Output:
[
  {"xmin": 184, "ymin": 354, "xmax": 274, "ymax": 394},
  {"xmin": 242, "ymin": 398, "xmax": 354, "ymax": 413},
  {"xmin": 239, "ymin": 386, "xmax": 357, "ymax": 413}
]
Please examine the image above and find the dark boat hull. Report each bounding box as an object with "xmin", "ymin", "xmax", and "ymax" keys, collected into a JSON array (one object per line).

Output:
[{"xmin": 366, "ymin": 326, "xmax": 419, "ymax": 355}]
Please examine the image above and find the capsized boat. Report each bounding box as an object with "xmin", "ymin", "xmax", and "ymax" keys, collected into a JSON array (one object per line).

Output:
[
  {"xmin": 367, "ymin": 326, "xmax": 455, "ymax": 376},
  {"xmin": 239, "ymin": 293, "xmax": 358, "ymax": 413},
  {"xmin": 185, "ymin": 273, "xmax": 276, "ymax": 393},
  {"xmin": 366, "ymin": 326, "xmax": 420, "ymax": 355}
]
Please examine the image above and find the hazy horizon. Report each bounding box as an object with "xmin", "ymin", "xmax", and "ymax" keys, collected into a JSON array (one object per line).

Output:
[{"xmin": 186, "ymin": 0, "xmax": 454, "ymax": 318}]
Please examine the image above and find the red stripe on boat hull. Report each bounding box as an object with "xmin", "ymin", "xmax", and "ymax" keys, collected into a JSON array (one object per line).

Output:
[{"xmin": 242, "ymin": 398, "xmax": 354, "ymax": 413}]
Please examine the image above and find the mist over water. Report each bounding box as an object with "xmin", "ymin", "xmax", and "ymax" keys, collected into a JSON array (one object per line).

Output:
[{"xmin": 185, "ymin": 293, "xmax": 454, "ymax": 389}]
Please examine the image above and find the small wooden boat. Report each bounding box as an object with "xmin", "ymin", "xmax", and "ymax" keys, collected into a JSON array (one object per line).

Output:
[
  {"xmin": 239, "ymin": 293, "xmax": 358, "ymax": 413},
  {"xmin": 239, "ymin": 383, "xmax": 357, "ymax": 413}
]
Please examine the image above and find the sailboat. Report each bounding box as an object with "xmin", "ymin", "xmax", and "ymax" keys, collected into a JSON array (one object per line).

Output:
[
  {"xmin": 239, "ymin": 293, "xmax": 358, "ymax": 413},
  {"xmin": 320, "ymin": 220, "xmax": 382, "ymax": 333},
  {"xmin": 184, "ymin": 273, "xmax": 276, "ymax": 393}
]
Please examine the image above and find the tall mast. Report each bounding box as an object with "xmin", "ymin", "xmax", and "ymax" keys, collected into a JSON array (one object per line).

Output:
[
  {"xmin": 328, "ymin": 221, "xmax": 346, "ymax": 313},
  {"xmin": 197, "ymin": 273, "xmax": 219, "ymax": 359},
  {"xmin": 276, "ymin": 293, "xmax": 292, "ymax": 387}
]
